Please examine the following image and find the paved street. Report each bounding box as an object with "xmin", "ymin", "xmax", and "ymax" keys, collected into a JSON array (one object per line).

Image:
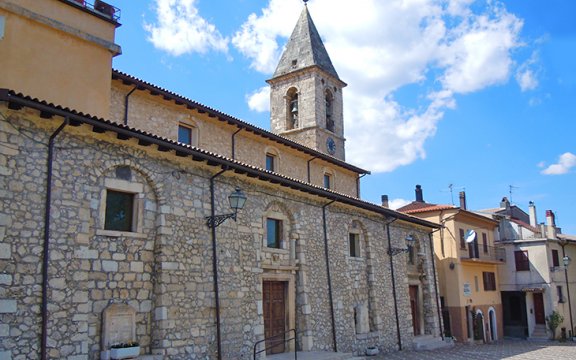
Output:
[{"xmin": 371, "ymin": 340, "xmax": 576, "ymax": 360}]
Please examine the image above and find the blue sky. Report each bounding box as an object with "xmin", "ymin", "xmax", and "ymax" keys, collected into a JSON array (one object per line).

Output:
[{"xmin": 111, "ymin": 0, "xmax": 576, "ymax": 234}]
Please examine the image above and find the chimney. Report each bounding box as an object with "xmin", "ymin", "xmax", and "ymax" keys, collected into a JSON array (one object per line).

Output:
[
  {"xmin": 415, "ymin": 185, "xmax": 424, "ymax": 202},
  {"xmin": 500, "ymin": 197, "xmax": 510, "ymax": 210},
  {"xmin": 546, "ymin": 210, "xmax": 556, "ymax": 239},
  {"xmin": 459, "ymin": 191, "xmax": 467, "ymax": 210},
  {"xmin": 381, "ymin": 195, "xmax": 389, "ymax": 208},
  {"xmin": 528, "ymin": 201, "xmax": 537, "ymax": 227}
]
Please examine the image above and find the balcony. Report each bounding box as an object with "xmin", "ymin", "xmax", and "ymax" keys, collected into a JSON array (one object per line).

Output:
[
  {"xmin": 64, "ymin": 0, "xmax": 121, "ymax": 22},
  {"xmin": 460, "ymin": 244, "xmax": 506, "ymax": 264}
]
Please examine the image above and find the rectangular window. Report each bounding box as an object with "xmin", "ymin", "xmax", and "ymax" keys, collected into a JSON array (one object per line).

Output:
[
  {"xmin": 557, "ymin": 286, "xmax": 565, "ymax": 303},
  {"xmin": 483, "ymin": 272, "xmax": 496, "ymax": 291},
  {"xmin": 323, "ymin": 174, "xmax": 331, "ymax": 189},
  {"xmin": 178, "ymin": 124, "xmax": 194, "ymax": 145},
  {"xmin": 552, "ymin": 249, "xmax": 560, "ymax": 267},
  {"xmin": 104, "ymin": 190, "xmax": 134, "ymax": 232},
  {"xmin": 265, "ymin": 153, "xmax": 275, "ymax": 172},
  {"xmin": 514, "ymin": 250, "xmax": 530, "ymax": 271},
  {"xmin": 349, "ymin": 233, "xmax": 360, "ymax": 257},
  {"xmin": 266, "ymin": 218, "xmax": 282, "ymax": 249},
  {"xmin": 459, "ymin": 229, "xmax": 466, "ymax": 249},
  {"xmin": 482, "ymin": 233, "xmax": 488, "ymax": 254}
]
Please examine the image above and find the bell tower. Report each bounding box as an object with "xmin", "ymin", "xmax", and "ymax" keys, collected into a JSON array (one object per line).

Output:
[{"xmin": 267, "ymin": 4, "xmax": 347, "ymax": 160}]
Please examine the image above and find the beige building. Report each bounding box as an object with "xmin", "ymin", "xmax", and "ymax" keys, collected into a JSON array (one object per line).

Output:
[
  {"xmin": 398, "ymin": 186, "xmax": 505, "ymax": 343},
  {"xmin": 0, "ymin": 1, "xmax": 446, "ymax": 359}
]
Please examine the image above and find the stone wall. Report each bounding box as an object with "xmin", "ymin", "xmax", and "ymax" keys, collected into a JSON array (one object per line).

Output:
[
  {"xmin": 0, "ymin": 106, "xmax": 440, "ymax": 359},
  {"xmin": 110, "ymin": 82, "xmax": 358, "ymax": 197}
]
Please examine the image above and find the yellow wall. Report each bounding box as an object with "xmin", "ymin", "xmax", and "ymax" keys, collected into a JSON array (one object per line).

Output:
[{"xmin": 0, "ymin": 0, "xmax": 119, "ymax": 118}]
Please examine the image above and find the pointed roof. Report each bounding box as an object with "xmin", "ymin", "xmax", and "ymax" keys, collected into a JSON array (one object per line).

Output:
[{"xmin": 271, "ymin": 6, "xmax": 341, "ymax": 81}]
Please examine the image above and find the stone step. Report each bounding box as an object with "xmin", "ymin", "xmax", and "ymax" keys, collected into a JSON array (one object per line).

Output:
[
  {"xmin": 413, "ymin": 336, "xmax": 454, "ymax": 351},
  {"xmin": 266, "ymin": 352, "xmax": 365, "ymax": 360}
]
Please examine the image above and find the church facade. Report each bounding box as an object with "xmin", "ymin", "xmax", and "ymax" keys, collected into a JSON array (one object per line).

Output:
[{"xmin": 0, "ymin": 1, "xmax": 443, "ymax": 359}]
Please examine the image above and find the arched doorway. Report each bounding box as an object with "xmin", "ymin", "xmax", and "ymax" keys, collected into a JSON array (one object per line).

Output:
[
  {"xmin": 473, "ymin": 310, "xmax": 485, "ymax": 342},
  {"xmin": 488, "ymin": 307, "xmax": 497, "ymax": 341}
]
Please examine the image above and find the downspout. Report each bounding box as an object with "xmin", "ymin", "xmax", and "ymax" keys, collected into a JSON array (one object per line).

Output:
[
  {"xmin": 356, "ymin": 173, "xmax": 367, "ymax": 198},
  {"xmin": 385, "ymin": 217, "xmax": 402, "ymax": 350},
  {"xmin": 41, "ymin": 118, "xmax": 69, "ymax": 360},
  {"xmin": 209, "ymin": 168, "xmax": 228, "ymax": 360},
  {"xmin": 231, "ymin": 128, "xmax": 242, "ymax": 160},
  {"xmin": 428, "ymin": 229, "xmax": 444, "ymax": 340},
  {"xmin": 322, "ymin": 200, "xmax": 337, "ymax": 352},
  {"xmin": 123, "ymin": 86, "xmax": 137, "ymax": 125},
  {"xmin": 307, "ymin": 156, "xmax": 318, "ymax": 183}
]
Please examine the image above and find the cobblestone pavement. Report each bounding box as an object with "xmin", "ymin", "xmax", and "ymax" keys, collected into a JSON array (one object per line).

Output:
[{"xmin": 371, "ymin": 340, "xmax": 576, "ymax": 360}]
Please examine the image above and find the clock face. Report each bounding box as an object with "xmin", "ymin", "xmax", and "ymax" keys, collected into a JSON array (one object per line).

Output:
[{"xmin": 326, "ymin": 137, "xmax": 336, "ymax": 155}]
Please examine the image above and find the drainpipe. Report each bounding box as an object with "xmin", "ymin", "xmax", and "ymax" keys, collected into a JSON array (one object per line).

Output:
[
  {"xmin": 41, "ymin": 118, "xmax": 69, "ymax": 360},
  {"xmin": 209, "ymin": 168, "xmax": 228, "ymax": 360},
  {"xmin": 123, "ymin": 86, "xmax": 137, "ymax": 125},
  {"xmin": 385, "ymin": 217, "xmax": 402, "ymax": 350},
  {"xmin": 322, "ymin": 200, "xmax": 337, "ymax": 352},
  {"xmin": 428, "ymin": 229, "xmax": 444, "ymax": 340},
  {"xmin": 307, "ymin": 156, "xmax": 318, "ymax": 183},
  {"xmin": 231, "ymin": 128, "xmax": 242, "ymax": 159},
  {"xmin": 356, "ymin": 173, "xmax": 367, "ymax": 198}
]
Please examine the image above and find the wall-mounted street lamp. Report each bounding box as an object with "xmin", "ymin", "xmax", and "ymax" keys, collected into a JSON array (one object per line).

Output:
[
  {"xmin": 206, "ymin": 188, "xmax": 247, "ymax": 228},
  {"xmin": 559, "ymin": 238, "xmax": 574, "ymax": 338},
  {"xmin": 388, "ymin": 234, "xmax": 415, "ymax": 256}
]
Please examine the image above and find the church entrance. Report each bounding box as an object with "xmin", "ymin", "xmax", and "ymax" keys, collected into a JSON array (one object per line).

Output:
[
  {"xmin": 263, "ymin": 281, "xmax": 287, "ymax": 354},
  {"xmin": 409, "ymin": 285, "xmax": 421, "ymax": 335}
]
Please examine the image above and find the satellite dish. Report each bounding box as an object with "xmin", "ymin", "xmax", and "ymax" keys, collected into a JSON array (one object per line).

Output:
[{"xmin": 465, "ymin": 229, "xmax": 477, "ymax": 243}]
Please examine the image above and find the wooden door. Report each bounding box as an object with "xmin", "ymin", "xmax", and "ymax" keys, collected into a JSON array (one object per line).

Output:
[
  {"xmin": 263, "ymin": 281, "xmax": 286, "ymax": 354},
  {"xmin": 533, "ymin": 293, "xmax": 545, "ymax": 324},
  {"xmin": 409, "ymin": 285, "xmax": 421, "ymax": 335}
]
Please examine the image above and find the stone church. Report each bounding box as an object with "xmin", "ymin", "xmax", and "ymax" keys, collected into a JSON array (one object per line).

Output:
[{"xmin": 0, "ymin": 0, "xmax": 444, "ymax": 359}]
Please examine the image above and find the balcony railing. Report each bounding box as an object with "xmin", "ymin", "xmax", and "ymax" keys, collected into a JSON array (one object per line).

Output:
[
  {"xmin": 460, "ymin": 244, "xmax": 506, "ymax": 263},
  {"xmin": 64, "ymin": 0, "xmax": 121, "ymax": 22}
]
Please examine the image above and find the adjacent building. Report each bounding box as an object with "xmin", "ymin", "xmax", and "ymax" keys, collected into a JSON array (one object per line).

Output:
[
  {"xmin": 0, "ymin": 1, "xmax": 444, "ymax": 359},
  {"xmin": 398, "ymin": 186, "xmax": 505, "ymax": 343},
  {"xmin": 478, "ymin": 199, "xmax": 576, "ymax": 340}
]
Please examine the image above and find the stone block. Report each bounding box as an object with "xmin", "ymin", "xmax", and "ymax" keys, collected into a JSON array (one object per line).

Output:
[
  {"xmin": 0, "ymin": 350, "xmax": 12, "ymax": 360},
  {"xmin": 0, "ymin": 243, "xmax": 10, "ymax": 259},
  {"xmin": 0, "ymin": 274, "xmax": 12, "ymax": 285},
  {"xmin": 0, "ymin": 324, "xmax": 9, "ymax": 336},
  {"xmin": 0, "ymin": 299, "xmax": 17, "ymax": 313},
  {"xmin": 154, "ymin": 307, "xmax": 168, "ymax": 320},
  {"xmin": 130, "ymin": 261, "xmax": 144, "ymax": 272},
  {"xmin": 102, "ymin": 260, "xmax": 118, "ymax": 272},
  {"xmin": 75, "ymin": 247, "xmax": 99, "ymax": 259}
]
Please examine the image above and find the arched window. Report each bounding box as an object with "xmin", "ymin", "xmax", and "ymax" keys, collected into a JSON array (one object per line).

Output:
[
  {"xmin": 325, "ymin": 89, "xmax": 334, "ymax": 132},
  {"xmin": 286, "ymin": 88, "xmax": 299, "ymax": 130}
]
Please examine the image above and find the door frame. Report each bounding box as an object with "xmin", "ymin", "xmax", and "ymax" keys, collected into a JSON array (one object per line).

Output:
[
  {"xmin": 409, "ymin": 285, "xmax": 422, "ymax": 336},
  {"xmin": 533, "ymin": 292, "xmax": 545, "ymax": 325},
  {"xmin": 261, "ymin": 273, "xmax": 296, "ymax": 352}
]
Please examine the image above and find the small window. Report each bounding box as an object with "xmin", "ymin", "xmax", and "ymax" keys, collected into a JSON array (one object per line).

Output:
[
  {"xmin": 265, "ymin": 153, "xmax": 275, "ymax": 172},
  {"xmin": 178, "ymin": 123, "xmax": 197, "ymax": 145},
  {"xmin": 557, "ymin": 286, "xmax": 565, "ymax": 303},
  {"xmin": 266, "ymin": 218, "xmax": 282, "ymax": 249},
  {"xmin": 552, "ymin": 249, "xmax": 560, "ymax": 267},
  {"xmin": 482, "ymin": 233, "xmax": 488, "ymax": 254},
  {"xmin": 325, "ymin": 90, "xmax": 334, "ymax": 132},
  {"xmin": 483, "ymin": 272, "xmax": 496, "ymax": 291},
  {"xmin": 474, "ymin": 276, "xmax": 479, "ymax": 292},
  {"xmin": 286, "ymin": 89, "xmax": 299, "ymax": 130},
  {"xmin": 514, "ymin": 250, "xmax": 529, "ymax": 271},
  {"xmin": 323, "ymin": 173, "xmax": 331, "ymax": 189},
  {"xmin": 459, "ymin": 229, "xmax": 466, "ymax": 249},
  {"xmin": 104, "ymin": 190, "xmax": 134, "ymax": 232},
  {"xmin": 407, "ymin": 245, "xmax": 414, "ymax": 265},
  {"xmin": 349, "ymin": 233, "xmax": 360, "ymax": 257}
]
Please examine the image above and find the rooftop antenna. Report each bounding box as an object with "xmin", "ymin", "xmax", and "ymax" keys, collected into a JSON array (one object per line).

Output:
[
  {"xmin": 441, "ymin": 184, "xmax": 464, "ymax": 205},
  {"xmin": 509, "ymin": 185, "xmax": 519, "ymax": 204}
]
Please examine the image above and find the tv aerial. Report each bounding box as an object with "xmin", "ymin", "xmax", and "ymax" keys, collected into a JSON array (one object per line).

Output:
[{"xmin": 465, "ymin": 229, "xmax": 477, "ymax": 243}]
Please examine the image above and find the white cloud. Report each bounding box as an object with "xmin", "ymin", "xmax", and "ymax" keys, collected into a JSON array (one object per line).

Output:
[
  {"xmin": 389, "ymin": 198, "xmax": 411, "ymax": 211},
  {"xmin": 233, "ymin": 0, "xmax": 524, "ymax": 172},
  {"xmin": 516, "ymin": 51, "xmax": 540, "ymax": 92},
  {"xmin": 541, "ymin": 152, "xmax": 576, "ymax": 175},
  {"xmin": 145, "ymin": 0, "xmax": 228, "ymax": 56},
  {"xmin": 246, "ymin": 86, "xmax": 270, "ymax": 112}
]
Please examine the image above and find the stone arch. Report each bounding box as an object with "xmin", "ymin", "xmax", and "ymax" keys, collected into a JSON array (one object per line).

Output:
[
  {"xmin": 488, "ymin": 306, "xmax": 497, "ymax": 341},
  {"xmin": 473, "ymin": 309, "xmax": 486, "ymax": 342},
  {"xmin": 285, "ymin": 87, "xmax": 299, "ymax": 130}
]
